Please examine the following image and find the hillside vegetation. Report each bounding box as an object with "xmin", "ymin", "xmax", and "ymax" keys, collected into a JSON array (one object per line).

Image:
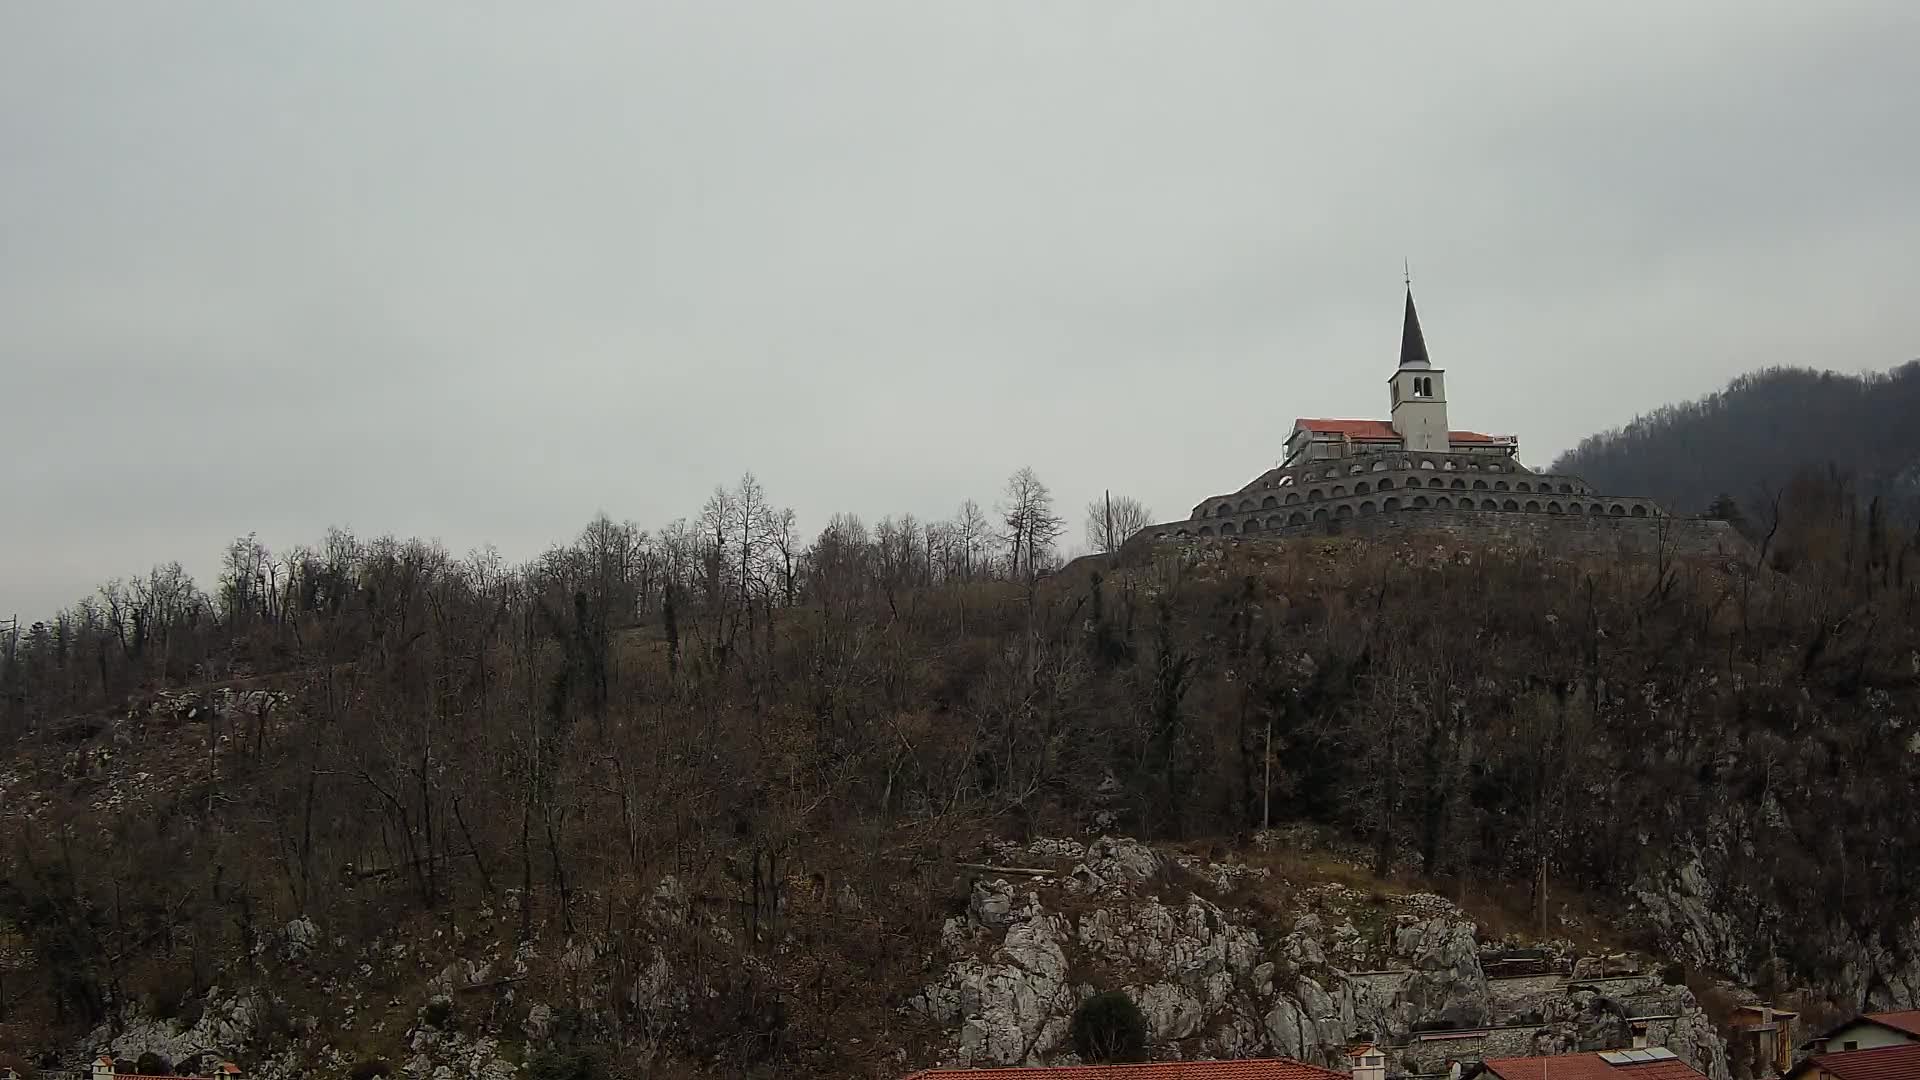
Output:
[
  {"xmin": 1, "ymin": 468, "xmax": 1919, "ymax": 1077},
  {"xmin": 1552, "ymin": 361, "xmax": 1920, "ymax": 516}
]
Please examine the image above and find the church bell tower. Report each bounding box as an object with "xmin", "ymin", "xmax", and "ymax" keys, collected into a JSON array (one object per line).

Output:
[{"xmin": 1388, "ymin": 286, "xmax": 1449, "ymax": 452}]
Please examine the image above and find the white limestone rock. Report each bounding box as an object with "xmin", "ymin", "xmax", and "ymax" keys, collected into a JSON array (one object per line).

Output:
[
  {"xmin": 1068, "ymin": 836, "xmax": 1165, "ymax": 895},
  {"xmin": 1261, "ymin": 996, "xmax": 1317, "ymax": 1059},
  {"xmin": 1077, "ymin": 894, "xmax": 1261, "ymax": 991},
  {"xmin": 281, "ymin": 916, "xmax": 320, "ymax": 962},
  {"xmin": 523, "ymin": 1003, "xmax": 554, "ymax": 1042},
  {"xmin": 971, "ymin": 878, "xmax": 1018, "ymax": 929},
  {"xmin": 1394, "ymin": 917, "xmax": 1487, "ymax": 1027},
  {"xmin": 913, "ymin": 895, "xmax": 1077, "ymax": 1066},
  {"xmin": 1129, "ymin": 982, "xmax": 1205, "ymax": 1041}
]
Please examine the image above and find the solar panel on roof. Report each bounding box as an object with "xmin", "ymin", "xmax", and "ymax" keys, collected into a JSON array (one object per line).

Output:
[{"xmin": 1598, "ymin": 1047, "xmax": 1680, "ymax": 1067}]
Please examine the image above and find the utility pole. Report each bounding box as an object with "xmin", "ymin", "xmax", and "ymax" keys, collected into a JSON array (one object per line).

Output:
[{"xmin": 1104, "ymin": 490, "xmax": 1113, "ymax": 554}]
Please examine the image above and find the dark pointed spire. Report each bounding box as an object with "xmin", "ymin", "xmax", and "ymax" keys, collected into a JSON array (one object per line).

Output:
[{"xmin": 1399, "ymin": 286, "xmax": 1431, "ymax": 369}]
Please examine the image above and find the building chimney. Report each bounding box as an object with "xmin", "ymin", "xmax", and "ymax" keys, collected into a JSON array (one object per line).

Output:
[
  {"xmin": 1349, "ymin": 1043, "xmax": 1387, "ymax": 1080},
  {"xmin": 1631, "ymin": 1022, "xmax": 1650, "ymax": 1050},
  {"xmin": 92, "ymin": 1057, "xmax": 116, "ymax": 1080}
]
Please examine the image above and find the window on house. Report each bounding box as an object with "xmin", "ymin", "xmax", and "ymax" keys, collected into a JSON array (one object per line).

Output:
[{"xmin": 1844, "ymin": 1041, "xmax": 1858, "ymax": 1051}]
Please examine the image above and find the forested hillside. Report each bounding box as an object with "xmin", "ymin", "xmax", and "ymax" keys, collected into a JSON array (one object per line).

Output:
[
  {"xmin": 2, "ymin": 467, "xmax": 1919, "ymax": 1078},
  {"xmin": 1552, "ymin": 361, "xmax": 1920, "ymax": 516}
]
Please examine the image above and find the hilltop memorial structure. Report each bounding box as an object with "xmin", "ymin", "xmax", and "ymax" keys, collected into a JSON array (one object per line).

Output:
[{"xmin": 1131, "ymin": 287, "xmax": 1739, "ymax": 556}]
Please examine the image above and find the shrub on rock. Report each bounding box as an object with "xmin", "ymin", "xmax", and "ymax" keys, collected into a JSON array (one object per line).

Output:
[{"xmin": 1072, "ymin": 990, "xmax": 1148, "ymax": 1063}]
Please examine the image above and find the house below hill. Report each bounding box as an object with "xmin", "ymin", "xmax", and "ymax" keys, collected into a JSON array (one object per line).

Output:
[
  {"xmin": 1803, "ymin": 1010, "xmax": 1920, "ymax": 1055},
  {"xmin": 1785, "ymin": 1041, "xmax": 1920, "ymax": 1080},
  {"xmin": 900, "ymin": 1057, "xmax": 1350, "ymax": 1080},
  {"xmin": 89, "ymin": 1057, "xmax": 243, "ymax": 1080},
  {"xmin": 1466, "ymin": 1047, "xmax": 1709, "ymax": 1080}
]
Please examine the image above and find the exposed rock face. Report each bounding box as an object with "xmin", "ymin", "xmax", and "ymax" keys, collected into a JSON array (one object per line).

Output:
[
  {"xmin": 1132, "ymin": 982, "xmax": 1206, "ymax": 1041},
  {"xmin": 1395, "ymin": 918, "xmax": 1488, "ymax": 1028},
  {"xmin": 1068, "ymin": 836, "xmax": 1166, "ymax": 895},
  {"xmin": 913, "ymin": 838, "xmax": 1731, "ymax": 1078},
  {"xmin": 277, "ymin": 916, "xmax": 320, "ymax": 963},
  {"xmin": 1635, "ymin": 843, "xmax": 1920, "ymax": 1013},
  {"xmin": 1078, "ymin": 894, "xmax": 1262, "ymax": 995},
  {"xmin": 89, "ymin": 989, "xmax": 264, "ymax": 1067},
  {"xmin": 523, "ymin": 1003, "xmax": 555, "ymax": 1042},
  {"xmin": 1634, "ymin": 855, "xmax": 1751, "ymax": 980},
  {"xmin": 66, "ymin": 836, "xmax": 1735, "ymax": 1080},
  {"xmin": 404, "ymin": 1030, "xmax": 518, "ymax": 1080},
  {"xmin": 914, "ymin": 880, "xmax": 1077, "ymax": 1064}
]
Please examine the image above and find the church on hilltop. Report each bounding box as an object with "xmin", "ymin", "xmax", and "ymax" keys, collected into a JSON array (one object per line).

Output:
[{"xmin": 1133, "ymin": 287, "xmax": 1690, "ymax": 547}]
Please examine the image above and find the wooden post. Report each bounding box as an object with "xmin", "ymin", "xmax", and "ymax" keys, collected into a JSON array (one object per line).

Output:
[
  {"xmin": 1537, "ymin": 855, "xmax": 1549, "ymax": 938},
  {"xmin": 1262, "ymin": 714, "xmax": 1273, "ymax": 831}
]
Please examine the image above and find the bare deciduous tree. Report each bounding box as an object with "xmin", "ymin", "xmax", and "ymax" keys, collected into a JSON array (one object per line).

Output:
[
  {"xmin": 999, "ymin": 467, "xmax": 1064, "ymax": 582},
  {"xmin": 1084, "ymin": 492, "xmax": 1153, "ymax": 553},
  {"xmin": 952, "ymin": 499, "xmax": 991, "ymax": 582}
]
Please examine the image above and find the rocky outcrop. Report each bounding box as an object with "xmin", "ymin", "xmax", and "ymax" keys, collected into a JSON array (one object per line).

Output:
[
  {"xmin": 914, "ymin": 881, "xmax": 1078, "ymax": 1064},
  {"xmin": 67, "ymin": 835, "xmax": 1735, "ymax": 1080},
  {"xmin": 1634, "ymin": 843, "xmax": 1920, "ymax": 1014},
  {"xmin": 1395, "ymin": 918, "xmax": 1488, "ymax": 1028},
  {"xmin": 1067, "ymin": 836, "xmax": 1166, "ymax": 896},
  {"xmin": 87, "ymin": 989, "xmax": 265, "ymax": 1069},
  {"xmin": 912, "ymin": 837, "xmax": 1731, "ymax": 1078},
  {"xmin": 403, "ymin": 1030, "xmax": 517, "ymax": 1080}
]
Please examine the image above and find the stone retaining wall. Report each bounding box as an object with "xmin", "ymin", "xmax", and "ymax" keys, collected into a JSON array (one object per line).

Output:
[
  {"xmin": 1315, "ymin": 508, "xmax": 1743, "ymax": 558},
  {"xmin": 1132, "ymin": 508, "xmax": 1744, "ymax": 560}
]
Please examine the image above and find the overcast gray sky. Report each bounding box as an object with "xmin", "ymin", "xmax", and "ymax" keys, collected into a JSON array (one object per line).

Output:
[{"xmin": 4, "ymin": 1, "xmax": 1917, "ymax": 620}]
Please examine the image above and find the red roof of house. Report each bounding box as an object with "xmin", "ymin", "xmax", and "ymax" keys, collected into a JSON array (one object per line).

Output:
[
  {"xmin": 1291, "ymin": 418, "xmax": 1506, "ymax": 445},
  {"xmin": 1804, "ymin": 1043, "xmax": 1920, "ymax": 1079},
  {"xmin": 90, "ymin": 1059, "xmax": 237, "ymax": 1080},
  {"xmin": 1862, "ymin": 1010, "xmax": 1920, "ymax": 1037},
  {"xmin": 1483, "ymin": 1052, "xmax": 1708, "ymax": 1080},
  {"xmin": 902, "ymin": 1060, "xmax": 1347, "ymax": 1080}
]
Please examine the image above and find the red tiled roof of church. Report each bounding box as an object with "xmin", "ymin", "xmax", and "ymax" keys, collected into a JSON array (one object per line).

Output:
[
  {"xmin": 1293, "ymin": 418, "xmax": 1504, "ymax": 444},
  {"xmin": 1295, "ymin": 418, "xmax": 1400, "ymax": 440}
]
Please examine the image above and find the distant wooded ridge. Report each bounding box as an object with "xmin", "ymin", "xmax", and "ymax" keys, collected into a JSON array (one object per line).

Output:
[{"xmin": 1552, "ymin": 361, "xmax": 1920, "ymax": 516}]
